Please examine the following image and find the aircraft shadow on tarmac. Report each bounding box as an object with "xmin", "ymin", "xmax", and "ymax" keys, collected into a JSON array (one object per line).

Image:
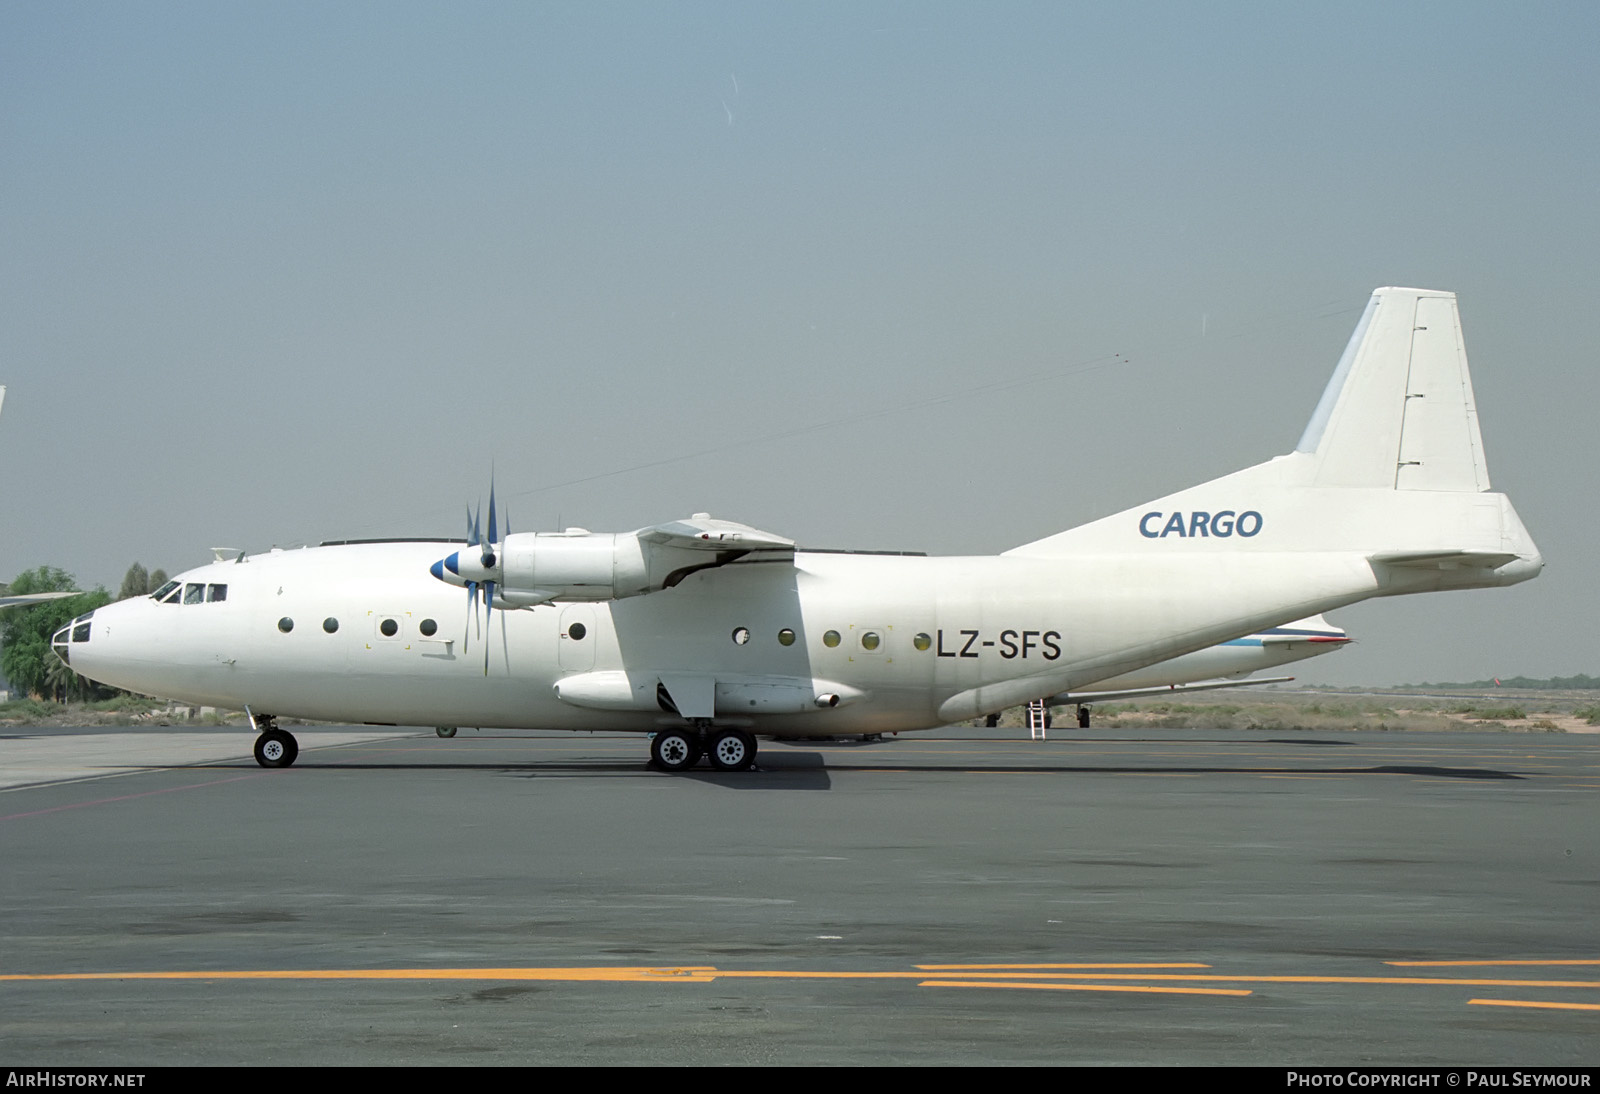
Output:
[
  {"xmin": 205, "ymin": 754, "xmax": 843, "ymax": 790},
  {"xmin": 226, "ymin": 751, "xmax": 1523, "ymax": 786}
]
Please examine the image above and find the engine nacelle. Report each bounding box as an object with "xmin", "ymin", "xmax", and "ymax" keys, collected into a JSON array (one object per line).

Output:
[
  {"xmin": 432, "ymin": 514, "xmax": 795, "ymax": 606},
  {"xmin": 497, "ymin": 531, "xmax": 649, "ymax": 602}
]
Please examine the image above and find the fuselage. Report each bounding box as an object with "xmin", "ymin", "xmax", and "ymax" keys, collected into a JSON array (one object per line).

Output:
[{"xmin": 64, "ymin": 538, "xmax": 1383, "ymax": 736}]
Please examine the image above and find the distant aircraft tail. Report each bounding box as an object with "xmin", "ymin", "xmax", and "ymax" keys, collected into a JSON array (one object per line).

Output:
[{"xmin": 1008, "ymin": 287, "xmax": 1541, "ymax": 594}]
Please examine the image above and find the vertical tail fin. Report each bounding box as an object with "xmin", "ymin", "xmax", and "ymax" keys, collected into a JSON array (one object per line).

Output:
[
  {"xmin": 1008, "ymin": 286, "xmax": 1538, "ymax": 577},
  {"xmin": 1296, "ymin": 287, "xmax": 1490, "ymax": 492}
]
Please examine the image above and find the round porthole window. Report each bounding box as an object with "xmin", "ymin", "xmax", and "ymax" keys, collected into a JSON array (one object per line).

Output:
[
  {"xmin": 913, "ymin": 633, "xmax": 932, "ymax": 651},
  {"xmin": 419, "ymin": 618, "xmax": 438, "ymax": 637},
  {"xmin": 861, "ymin": 631, "xmax": 880, "ymax": 651},
  {"xmin": 777, "ymin": 628, "xmax": 796, "ymax": 646},
  {"xmin": 823, "ymin": 630, "xmax": 841, "ymax": 648},
  {"xmin": 732, "ymin": 627, "xmax": 751, "ymax": 645},
  {"xmin": 380, "ymin": 618, "xmax": 399, "ymax": 637},
  {"xmin": 323, "ymin": 618, "xmax": 339, "ymax": 634},
  {"xmin": 568, "ymin": 622, "xmax": 587, "ymax": 640},
  {"xmin": 277, "ymin": 617, "xmax": 294, "ymax": 634}
]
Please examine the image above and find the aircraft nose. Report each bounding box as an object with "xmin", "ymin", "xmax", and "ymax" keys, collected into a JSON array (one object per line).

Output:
[
  {"xmin": 53, "ymin": 601, "xmax": 123, "ymax": 687},
  {"xmin": 50, "ymin": 623, "xmax": 73, "ymax": 668}
]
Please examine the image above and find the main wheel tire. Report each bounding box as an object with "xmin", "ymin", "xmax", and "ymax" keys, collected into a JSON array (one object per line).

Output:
[
  {"xmin": 650, "ymin": 729, "xmax": 702, "ymax": 772},
  {"xmin": 707, "ymin": 728, "xmax": 756, "ymax": 772},
  {"xmin": 254, "ymin": 730, "xmax": 297, "ymax": 769},
  {"xmin": 436, "ymin": 726, "xmax": 457, "ymax": 738},
  {"xmin": 1077, "ymin": 707, "xmax": 1091, "ymax": 729}
]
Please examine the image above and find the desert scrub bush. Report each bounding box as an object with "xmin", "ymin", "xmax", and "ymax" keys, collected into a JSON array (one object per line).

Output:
[
  {"xmin": 1470, "ymin": 706, "xmax": 1526, "ymax": 721},
  {"xmin": 86, "ymin": 696, "xmax": 164, "ymax": 713},
  {"xmin": 0, "ymin": 697, "xmax": 57, "ymax": 720}
]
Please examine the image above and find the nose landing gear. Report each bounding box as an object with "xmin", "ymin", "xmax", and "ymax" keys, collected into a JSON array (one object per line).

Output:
[{"xmin": 248, "ymin": 711, "xmax": 299, "ymax": 768}]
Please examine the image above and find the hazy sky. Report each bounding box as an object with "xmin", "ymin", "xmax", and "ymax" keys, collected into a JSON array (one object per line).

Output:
[{"xmin": 2, "ymin": 2, "xmax": 1595, "ymax": 685}]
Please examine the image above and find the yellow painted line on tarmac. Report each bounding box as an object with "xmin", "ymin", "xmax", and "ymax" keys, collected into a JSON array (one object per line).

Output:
[
  {"xmin": 916, "ymin": 963, "xmax": 1210, "ymax": 970},
  {"xmin": 935, "ymin": 973, "xmax": 1600, "ymax": 989},
  {"xmin": 1468, "ymin": 999, "xmax": 1600, "ymax": 1012},
  {"xmin": 919, "ymin": 980, "xmax": 1251, "ymax": 997},
  {"xmin": 9, "ymin": 967, "xmax": 1600, "ymax": 991},
  {"xmin": 691, "ymin": 970, "xmax": 1600, "ymax": 989},
  {"xmin": 0, "ymin": 966, "xmax": 719, "ymax": 984},
  {"xmin": 1388, "ymin": 959, "xmax": 1600, "ymax": 967}
]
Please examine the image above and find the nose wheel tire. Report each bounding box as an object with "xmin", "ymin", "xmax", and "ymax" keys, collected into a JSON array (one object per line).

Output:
[
  {"xmin": 650, "ymin": 729, "xmax": 703, "ymax": 772},
  {"xmin": 436, "ymin": 726, "xmax": 457, "ymax": 738},
  {"xmin": 707, "ymin": 728, "xmax": 756, "ymax": 772},
  {"xmin": 254, "ymin": 729, "xmax": 299, "ymax": 768}
]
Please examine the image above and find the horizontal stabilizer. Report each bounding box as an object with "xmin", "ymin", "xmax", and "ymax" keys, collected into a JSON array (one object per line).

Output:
[{"xmin": 1370, "ymin": 549, "xmax": 1519, "ymax": 571}]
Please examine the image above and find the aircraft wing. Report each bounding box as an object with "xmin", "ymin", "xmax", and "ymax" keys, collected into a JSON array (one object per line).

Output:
[
  {"xmin": 636, "ymin": 516, "xmax": 796, "ymax": 559},
  {"xmin": 1045, "ymin": 675, "xmax": 1297, "ymax": 706}
]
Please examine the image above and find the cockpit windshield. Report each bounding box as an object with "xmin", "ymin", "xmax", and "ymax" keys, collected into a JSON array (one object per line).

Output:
[{"xmin": 155, "ymin": 580, "xmax": 225, "ymax": 605}]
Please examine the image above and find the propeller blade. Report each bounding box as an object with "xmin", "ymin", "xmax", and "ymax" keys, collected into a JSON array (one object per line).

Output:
[
  {"xmin": 483, "ymin": 579, "xmax": 495, "ymax": 675},
  {"xmin": 485, "ymin": 477, "xmax": 497, "ymax": 564},
  {"xmin": 463, "ymin": 579, "xmax": 480, "ymax": 654}
]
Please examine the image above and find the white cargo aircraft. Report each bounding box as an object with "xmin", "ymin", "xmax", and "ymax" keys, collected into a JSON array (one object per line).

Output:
[{"xmin": 59, "ymin": 288, "xmax": 1540, "ymax": 771}]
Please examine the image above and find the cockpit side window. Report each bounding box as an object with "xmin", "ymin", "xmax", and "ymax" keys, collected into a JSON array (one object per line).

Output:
[
  {"xmin": 161, "ymin": 585, "xmax": 182, "ymax": 604},
  {"xmin": 183, "ymin": 583, "xmax": 204, "ymax": 605},
  {"xmin": 207, "ymin": 584, "xmax": 227, "ymax": 603},
  {"xmin": 151, "ymin": 580, "xmax": 180, "ymax": 601}
]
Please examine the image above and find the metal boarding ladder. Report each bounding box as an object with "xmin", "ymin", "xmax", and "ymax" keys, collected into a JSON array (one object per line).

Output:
[{"xmin": 1026, "ymin": 698, "xmax": 1049, "ymax": 740}]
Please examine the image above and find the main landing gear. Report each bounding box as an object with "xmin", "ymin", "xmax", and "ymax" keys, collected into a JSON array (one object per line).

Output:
[
  {"xmin": 250, "ymin": 713, "xmax": 299, "ymax": 769},
  {"xmin": 649, "ymin": 722, "xmax": 757, "ymax": 773}
]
